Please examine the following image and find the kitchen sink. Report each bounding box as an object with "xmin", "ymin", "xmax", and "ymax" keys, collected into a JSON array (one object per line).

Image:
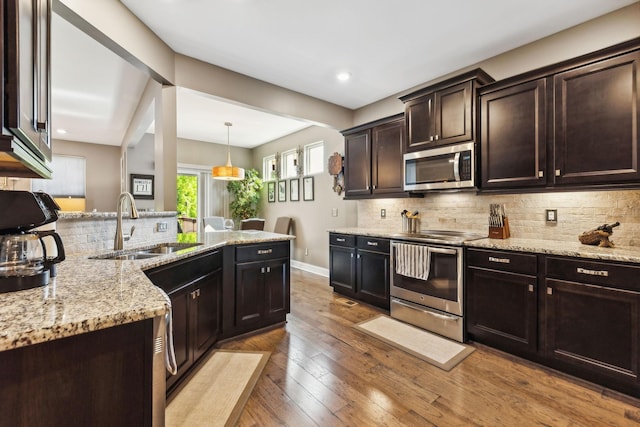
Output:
[{"xmin": 90, "ymin": 242, "xmax": 203, "ymax": 260}]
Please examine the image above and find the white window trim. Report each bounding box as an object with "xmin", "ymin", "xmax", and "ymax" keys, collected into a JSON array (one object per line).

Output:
[{"xmin": 304, "ymin": 140, "xmax": 324, "ymax": 176}]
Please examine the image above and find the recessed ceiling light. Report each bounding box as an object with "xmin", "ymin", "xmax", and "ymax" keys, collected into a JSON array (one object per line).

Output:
[
  {"xmin": 336, "ymin": 72, "xmax": 351, "ymax": 82},
  {"xmin": 56, "ymin": 129, "xmax": 67, "ymax": 134}
]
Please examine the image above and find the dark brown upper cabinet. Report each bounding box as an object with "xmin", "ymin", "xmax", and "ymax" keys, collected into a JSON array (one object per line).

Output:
[
  {"xmin": 342, "ymin": 114, "xmax": 407, "ymax": 199},
  {"xmin": 554, "ymin": 50, "xmax": 640, "ymax": 186},
  {"xmin": 480, "ymin": 78, "xmax": 548, "ymax": 189},
  {"xmin": 1, "ymin": 0, "xmax": 52, "ymax": 178},
  {"xmin": 400, "ymin": 69, "xmax": 494, "ymax": 153},
  {"xmin": 478, "ymin": 38, "xmax": 640, "ymax": 192}
]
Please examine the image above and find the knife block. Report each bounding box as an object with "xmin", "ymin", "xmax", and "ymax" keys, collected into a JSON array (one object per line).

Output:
[{"xmin": 489, "ymin": 217, "xmax": 510, "ymax": 239}]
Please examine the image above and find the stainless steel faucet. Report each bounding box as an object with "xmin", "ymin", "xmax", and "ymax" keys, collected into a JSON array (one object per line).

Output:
[{"xmin": 114, "ymin": 192, "xmax": 139, "ymax": 250}]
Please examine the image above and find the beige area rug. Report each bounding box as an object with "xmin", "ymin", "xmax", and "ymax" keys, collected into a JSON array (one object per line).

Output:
[
  {"xmin": 354, "ymin": 315, "xmax": 474, "ymax": 371},
  {"xmin": 166, "ymin": 350, "xmax": 270, "ymax": 427}
]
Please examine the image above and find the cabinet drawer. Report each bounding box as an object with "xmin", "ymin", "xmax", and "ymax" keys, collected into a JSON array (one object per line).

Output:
[
  {"xmin": 466, "ymin": 249, "xmax": 537, "ymax": 275},
  {"xmin": 235, "ymin": 241, "xmax": 289, "ymax": 263},
  {"xmin": 330, "ymin": 233, "xmax": 355, "ymax": 247},
  {"xmin": 145, "ymin": 249, "xmax": 222, "ymax": 293},
  {"xmin": 356, "ymin": 236, "xmax": 390, "ymax": 254},
  {"xmin": 546, "ymin": 257, "xmax": 640, "ymax": 291}
]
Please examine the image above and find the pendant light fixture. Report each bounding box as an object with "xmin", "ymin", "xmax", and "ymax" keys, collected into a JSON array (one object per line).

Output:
[{"xmin": 212, "ymin": 122, "xmax": 245, "ymax": 181}]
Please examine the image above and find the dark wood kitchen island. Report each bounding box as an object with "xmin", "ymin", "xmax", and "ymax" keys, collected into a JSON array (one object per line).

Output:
[{"xmin": 0, "ymin": 230, "xmax": 293, "ymax": 426}]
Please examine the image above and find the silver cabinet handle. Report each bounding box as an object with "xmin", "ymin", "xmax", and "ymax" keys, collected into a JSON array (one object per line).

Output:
[
  {"xmin": 489, "ymin": 256, "xmax": 510, "ymax": 264},
  {"xmin": 428, "ymin": 247, "xmax": 457, "ymax": 255},
  {"xmin": 547, "ymin": 288, "xmax": 553, "ymax": 295},
  {"xmin": 257, "ymin": 249, "xmax": 273, "ymax": 255},
  {"xmin": 336, "ymin": 238, "xmax": 346, "ymax": 242},
  {"xmin": 577, "ymin": 267, "xmax": 608, "ymax": 277},
  {"xmin": 555, "ymin": 169, "xmax": 561, "ymax": 176},
  {"xmin": 367, "ymin": 241, "xmax": 378, "ymax": 246},
  {"xmin": 434, "ymin": 135, "xmax": 439, "ymax": 140},
  {"xmin": 429, "ymin": 136, "xmax": 434, "ymax": 141},
  {"xmin": 528, "ymin": 284, "xmax": 534, "ymax": 292},
  {"xmin": 538, "ymin": 170, "xmax": 544, "ymax": 178}
]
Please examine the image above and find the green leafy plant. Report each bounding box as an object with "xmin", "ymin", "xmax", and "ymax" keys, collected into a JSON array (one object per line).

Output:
[
  {"xmin": 176, "ymin": 174, "xmax": 198, "ymax": 218},
  {"xmin": 227, "ymin": 168, "xmax": 264, "ymax": 221}
]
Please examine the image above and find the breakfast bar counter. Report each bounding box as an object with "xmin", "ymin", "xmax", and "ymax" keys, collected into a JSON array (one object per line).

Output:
[{"xmin": 0, "ymin": 230, "xmax": 294, "ymax": 352}]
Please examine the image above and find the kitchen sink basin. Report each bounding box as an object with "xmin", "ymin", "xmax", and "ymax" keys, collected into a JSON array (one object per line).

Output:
[{"xmin": 90, "ymin": 242, "xmax": 203, "ymax": 260}]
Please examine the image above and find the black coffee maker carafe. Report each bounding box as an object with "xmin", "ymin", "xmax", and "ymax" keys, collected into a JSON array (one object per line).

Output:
[{"xmin": 0, "ymin": 191, "xmax": 66, "ymax": 293}]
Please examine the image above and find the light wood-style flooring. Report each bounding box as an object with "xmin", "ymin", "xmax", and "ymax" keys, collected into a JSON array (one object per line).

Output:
[{"xmin": 218, "ymin": 268, "xmax": 640, "ymax": 426}]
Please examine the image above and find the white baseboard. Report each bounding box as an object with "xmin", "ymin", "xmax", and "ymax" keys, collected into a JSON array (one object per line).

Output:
[{"xmin": 291, "ymin": 260, "xmax": 329, "ymax": 277}]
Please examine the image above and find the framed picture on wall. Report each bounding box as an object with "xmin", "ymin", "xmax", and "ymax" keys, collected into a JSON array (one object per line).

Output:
[
  {"xmin": 303, "ymin": 176, "xmax": 314, "ymax": 201},
  {"xmin": 130, "ymin": 174, "xmax": 154, "ymax": 199},
  {"xmin": 267, "ymin": 181, "xmax": 276, "ymax": 203},
  {"xmin": 290, "ymin": 178, "xmax": 299, "ymax": 201},
  {"xmin": 278, "ymin": 180, "xmax": 286, "ymax": 202}
]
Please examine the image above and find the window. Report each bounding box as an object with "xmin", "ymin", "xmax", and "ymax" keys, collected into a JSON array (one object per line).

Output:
[
  {"xmin": 31, "ymin": 155, "xmax": 86, "ymax": 197},
  {"xmin": 304, "ymin": 141, "xmax": 324, "ymax": 175},
  {"xmin": 280, "ymin": 149, "xmax": 299, "ymax": 179},
  {"xmin": 263, "ymin": 154, "xmax": 277, "ymax": 181}
]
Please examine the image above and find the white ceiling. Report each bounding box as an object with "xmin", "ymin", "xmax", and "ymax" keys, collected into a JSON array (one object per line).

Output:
[{"xmin": 52, "ymin": 0, "xmax": 637, "ymax": 148}]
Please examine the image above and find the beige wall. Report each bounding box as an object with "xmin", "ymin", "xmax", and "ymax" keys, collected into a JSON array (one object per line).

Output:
[
  {"xmin": 177, "ymin": 137, "xmax": 253, "ymax": 171},
  {"xmin": 252, "ymin": 126, "xmax": 357, "ymax": 269},
  {"xmin": 354, "ymin": 2, "xmax": 640, "ymax": 124},
  {"xmin": 51, "ymin": 139, "xmax": 120, "ymax": 212}
]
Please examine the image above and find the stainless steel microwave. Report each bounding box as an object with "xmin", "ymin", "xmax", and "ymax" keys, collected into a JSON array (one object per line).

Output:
[{"xmin": 404, "ymin": 142, "xmax": 475, "ymax": 191}]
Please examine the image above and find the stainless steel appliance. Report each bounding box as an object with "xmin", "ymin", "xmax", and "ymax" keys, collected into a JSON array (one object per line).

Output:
[
  {"xmin": 403, "ymin": 142, "xmax": 475, "ymax": 191},
  {"xmin": 390, "ymin": 230, "xmax": 485, "ymax": 342},
  {"xmin": 0, "ymin": 190, "xmax": 65, "ymax": 292}
]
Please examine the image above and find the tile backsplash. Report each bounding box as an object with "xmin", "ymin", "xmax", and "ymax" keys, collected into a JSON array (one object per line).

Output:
[{"xmin": 357, "ymin": 189, "xmax": 640, "ymax": 247}]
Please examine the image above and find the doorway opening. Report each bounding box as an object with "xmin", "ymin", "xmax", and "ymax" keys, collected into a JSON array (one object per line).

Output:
[{"xmin": 177, "ymin": 174, "xmax": 198, "ymax": 241}]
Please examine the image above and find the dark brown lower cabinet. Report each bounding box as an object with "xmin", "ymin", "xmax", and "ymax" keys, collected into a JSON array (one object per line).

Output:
[
  {"xmin": 545, "ymin": 257, "xmax": 640, "ymax": 394},
  {"xmin": 466, "ymin": 267, "xmax": 537, "ymax": 355},
  {"xmin": 224, "ymin": 241, "xmax": 291, "ymax": 337},
  {"xmin": 468, "ymin": 249, "xmax": 640, "ymax": 398},
  {"xmin": 0, "ymin": 319, "xmax": 156, "ymax": 426},
  {"xmin": 144, "ymin": 249, "xmax": 222, "ymax": 395},
  {"xmin": 328, "ymin": 233, "xmax": 390, "ymax": 310}
]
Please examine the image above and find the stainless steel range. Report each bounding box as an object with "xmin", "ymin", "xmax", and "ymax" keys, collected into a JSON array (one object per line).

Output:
[{"xmin": 390, "ymin": 230, "xmax": 485, "ymax": 342}]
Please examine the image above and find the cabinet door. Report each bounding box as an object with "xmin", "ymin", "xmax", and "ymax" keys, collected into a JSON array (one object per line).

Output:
[
  {"xmin": 264, "ymin": 259, "xmax": 290, "ymax": 320},
  {"xmin": 480, "ymin": 79, "xmax": 547, "ymax": 188},
  {"xmin": 356, "ymin": 250, "xmax": 390, "ymax": 309},
  {"xmin": 545, "ymin": 279, "xmax": 640, "ymax": 386},
  {"xmin": 4, "ymin": 0, "xmax": 51, "ymax": 161},
  {"xmin": 467, "ymin": 267, "xmax": 537, "ymax": 354},
  {"xmin": 192, "ymin": 268, "xmax": 222, "ymax": 361},
  {"xmin": 235, "ymin": 262, "xmax": 265, "ymax": 327},
  {"xmin": 435, "ymin": 81, "xmax": 472, "ymax": 146},
  {"xmin": 329, "ymin": 246, "xmax": 356, "ymax": 295},
  {"xmin": 554, "ymin": 51, "xmax": 640, "ymax": 185},
  {"xmin": 405, "ymin": 93, "xmax": 436, "ymax": 151},
  {"xmin": 344, "ymin": 130, "xmax": 371, "ymax": 197},
  {"xmin": 167, "ymin": 285, "xmax": 192, "ymax": 390},
  {"xmin": 372, "ymin": 119, "xmax": 404, "ymax": 195}
]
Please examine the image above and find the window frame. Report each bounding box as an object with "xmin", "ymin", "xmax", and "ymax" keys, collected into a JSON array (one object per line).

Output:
[{"xmin": 304, "ymin": 141, "xmax": 324, "ymax": 176}]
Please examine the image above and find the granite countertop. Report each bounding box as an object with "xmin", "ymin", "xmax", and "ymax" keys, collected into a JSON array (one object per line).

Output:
[
  {"xmin": 328, "ymin": 228, "xmax": 640, "ymax": 264},
  {"xmin": 0, "ymin": 230, "xmax": 294, "ymax": 352}
]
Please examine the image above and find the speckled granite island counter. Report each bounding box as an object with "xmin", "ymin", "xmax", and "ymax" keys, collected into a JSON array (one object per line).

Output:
[{"xmin": 0, "ymin": 230, "xmax": 294, "ymax": 352}]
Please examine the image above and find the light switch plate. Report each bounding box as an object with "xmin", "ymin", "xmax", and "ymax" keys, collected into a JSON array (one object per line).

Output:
[
  {"xmin": 331, "ymin": 208, "xmax": 338, "ymax": 217},
  {"xmin": 546, "ymin": 209, "xmax": 557, "ymax": 223}
]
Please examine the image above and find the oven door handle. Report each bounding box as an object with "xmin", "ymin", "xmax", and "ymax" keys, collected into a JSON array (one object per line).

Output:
[
  {"xmin": 427, "ymin": 247, "xmax": 458, "ymax": 255},
  {"xmin": 393, "ymin": 299, "xmax": 460, "ymax": 321}
]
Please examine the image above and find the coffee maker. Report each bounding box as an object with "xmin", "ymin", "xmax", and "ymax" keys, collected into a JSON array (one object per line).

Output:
[{"xmin": 0, "ymin": 190, "xmax": 66, "ymax": 293}]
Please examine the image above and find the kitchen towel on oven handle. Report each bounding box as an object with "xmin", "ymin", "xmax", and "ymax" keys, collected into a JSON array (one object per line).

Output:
[{"xmin": 395, "ymin": 243, "xmax": 430, "ymax": 280}]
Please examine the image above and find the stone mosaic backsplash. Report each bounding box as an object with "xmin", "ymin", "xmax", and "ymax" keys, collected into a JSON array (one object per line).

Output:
[
  {"xmin": 53, "ymin": 212, "xmax": 178, "ymax": 255},
  {"xmin": 357, "ymin": 189, "xmax": 640, "ymax": 247}
]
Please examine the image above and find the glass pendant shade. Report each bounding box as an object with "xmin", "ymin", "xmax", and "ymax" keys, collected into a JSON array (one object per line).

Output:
[{"xmin": 212, "ymin": 122, "xmax": 245, "ymax": 181}]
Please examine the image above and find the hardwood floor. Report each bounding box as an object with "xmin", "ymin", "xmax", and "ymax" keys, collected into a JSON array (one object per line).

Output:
[{"xmin": 217, "ymin": 268, "xmax": 640, "ymax": 426}]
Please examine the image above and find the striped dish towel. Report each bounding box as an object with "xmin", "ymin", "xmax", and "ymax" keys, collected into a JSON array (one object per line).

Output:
[{"xmin": 395, "ymin": 243, "xmax": 429, "ymax": 280}]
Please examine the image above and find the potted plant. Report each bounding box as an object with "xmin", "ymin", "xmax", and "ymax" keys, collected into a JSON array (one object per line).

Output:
[{"xmin": 227, "ymin": 168, "xmax": 264, "ymax": 222}]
